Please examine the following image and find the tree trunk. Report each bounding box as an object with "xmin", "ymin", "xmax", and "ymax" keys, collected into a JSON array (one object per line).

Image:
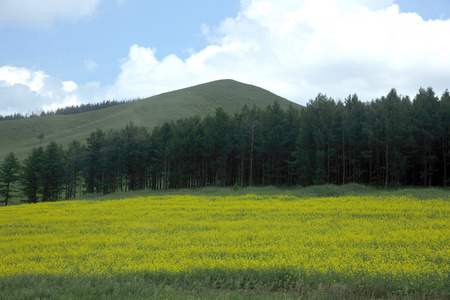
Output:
[
  {"xmin": 342, "ymin": 128, "xmax": 345, "ymax": 185},
  {"xmin": 249, "ymin": 123, "xmax": 255, "ymax": 187},
  {"xmin": 241, "ymin": 142, "xmax": 245, "ymax": 188},
  {"xmin": 385, "ymin": 142, "xmax": 389, "ymax": 188},
  {"xmin": 443, "ymin": 138, "xmax": 448, "ymax": 187}
]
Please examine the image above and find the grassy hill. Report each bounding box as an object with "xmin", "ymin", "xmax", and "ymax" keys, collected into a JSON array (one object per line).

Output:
[{"xmin": 0, "ymin": 79, "xmax": 301, "ymax": 160}]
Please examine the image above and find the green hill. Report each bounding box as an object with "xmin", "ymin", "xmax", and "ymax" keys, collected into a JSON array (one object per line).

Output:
[{"xmin": 0, "ymin": 79, "xmax": 301, "ymax": 160}]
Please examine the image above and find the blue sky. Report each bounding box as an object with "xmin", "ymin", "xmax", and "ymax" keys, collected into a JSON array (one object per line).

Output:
[
  {"xmin": 1, "ymin": 0, "xmax": 240, "ymax": 85},
  {"xmin": 1, "ymin": 0, "xmax": 450, "ymax": 115}
]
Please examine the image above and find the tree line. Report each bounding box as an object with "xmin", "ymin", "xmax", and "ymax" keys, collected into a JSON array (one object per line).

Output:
[
  {"xmin": 0, "ymin": 100, "xmax": 132, "ymax": 122},
  {"xmin": 0, "ymin": 87, "xmax": 449, "ymax": 205}
]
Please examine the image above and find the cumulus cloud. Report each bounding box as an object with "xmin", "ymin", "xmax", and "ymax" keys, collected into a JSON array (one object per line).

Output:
[
  {"xmin": 2, "ymin": 0, "xmax": 450, "ymax": 114},
  {"xmin": 0, "ymin": 66, "xmax": 106, "ymax": 115},
  {"xmin": 108, "ymin": 0, "xmax": 450, "ymax": 103},
  {"xmin": 0, "ymin": 0, "xmax": 100, "ymax": 27}
]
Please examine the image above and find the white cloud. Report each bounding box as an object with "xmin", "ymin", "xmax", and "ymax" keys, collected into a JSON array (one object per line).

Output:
[
  {"xmin": 0, "ymin": 66, "xmax": 105, "ymax": 115},
  {"xmin": 0, "ymin": 66, "xmax": 47, "ymax": 91},
  {"xmin": 0, "ymin": 0, "xmax": 100, "ymax": 28},
  {"xmin": 107, "ymin": 0, "xmax": 450, "ymax": 104},
  {"xmin": 62, "ymin": 81, "xmax": 78, "ymax": 93},
  {"xmin": 2, "ymin": 0, "xmax": 450, "ymax": 115}
]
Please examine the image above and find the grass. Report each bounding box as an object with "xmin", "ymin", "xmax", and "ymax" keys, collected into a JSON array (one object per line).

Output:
[
  {"xmin": 0, "ymin": 79, "xmax": 297, "ymax": 160},
  {"xmin": 54, "ymin": 183, "xmax": 449, "ymax": 203},
  {"xmin": 1, "ymin": 273, "xmax": 447, "ymax": 299},
  {"xmin": 6, "ymin": 183, "xmax": 448, "ymax": 208},
  {"xmin": 1, "ymin": 188, "xmax": 449, "ymax": 299}
]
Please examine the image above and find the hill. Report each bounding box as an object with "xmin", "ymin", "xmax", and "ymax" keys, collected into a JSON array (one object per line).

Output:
[{"xmin": 0, "ymin": 79, "xmax": 301, "ymax": 160}]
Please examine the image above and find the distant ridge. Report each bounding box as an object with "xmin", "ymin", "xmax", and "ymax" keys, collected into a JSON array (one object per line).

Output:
[
  {"xmin": 0, "ymin": 79, "xmax": 301, "ymax": 159},
  {"xmin": 0, "ymin": 100, "xmax": 132, "ymax": 121}
]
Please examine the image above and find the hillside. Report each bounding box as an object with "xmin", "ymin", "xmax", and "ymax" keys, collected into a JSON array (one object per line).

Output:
[{"xmin": 0, "ymin": 79, "xmax": 300, "ymax": 160}]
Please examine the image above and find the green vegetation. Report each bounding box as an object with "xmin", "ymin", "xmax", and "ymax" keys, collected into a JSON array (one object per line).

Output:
[
  {"xmin": 1, "ymin": 190, "xmax": 449, "ymax": 299},
  {"xmin": 1, "ymin": 85, "xmax": 450, "ymax": 206},
  {"xmin": 0, "ymin": 80, "xmax": 295, "ymax": 160},
  {"xmin": 6, "ymin": 182, "xmax": 448, "ymax": 206},
  {"xmin": 74, "ymin": 184, "xmax": 450, "ymax": 203},
  {"xmin": 1, "ymin": 80, "xmax": 449, "ymax": 299},
  {"xmin": 0, "ymin": 274, "xmax": 298, "ymax": 300},
  {"xmin": 2, "ymin": 271, "xmax": 447, "ymax": 299},
  {"xmin": 0, "ymin": 152, "xmax": 20, "ymax": 206}
]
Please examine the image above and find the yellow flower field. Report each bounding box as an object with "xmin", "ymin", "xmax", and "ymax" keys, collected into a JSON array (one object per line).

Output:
[{"xmin": 0, "ymin": 195, "xmax": 449, "ymax": 292}]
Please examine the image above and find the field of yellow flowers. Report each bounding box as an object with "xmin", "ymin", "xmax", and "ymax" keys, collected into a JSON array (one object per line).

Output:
[{"xmin": 0, "ymin": 194, "xmax": 449, "ymax": 297}]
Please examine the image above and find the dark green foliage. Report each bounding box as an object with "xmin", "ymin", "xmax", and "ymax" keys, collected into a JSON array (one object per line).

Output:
[
  {"xmin": 42, "ymin": 142, "xmax": 66, "ymax": 201},
  {"xmin": 84, "ymin": 129, "xmax": 107, "ymax": 194},
  {"xmin": 292, "ymin": 87, "xmax": 449, "ymax": 188},
  {"xmin": 440, "ymin": 90, "xmax": 450, "ymax": 187},
  {"xmin": 120, "ymin": 122, "xmax": 150, "ymax": 191},
  {"xmin": 5, "ymin": 86, "xmax": 450, "ymax": 201},
  {"xmin": 0, "ymin": 152, "xmax": 21, "ymax": 206},
  {"xmin": 21, "ymin": 147, "xmax": 45, "ymax": 203},
  {"xmin": 166, "ymin": 116, "xmax": 204, "ymax": 189},
  {"xmin": 235, "ymin": 105, "xmax": 261, "ymax": 187},
  {"xmin": 151, "ymin": 122, "xmax": 173, "ymax": 190},
  {"xmin": 413, "ymin": 88, "xmax": 441, "ymax": 186},
  {"xmin": 65, "ymin": 140, "xmax": 85, "ymax": 199},
  {"xmin": 203, "ymin": 108, "xmax": 234, "ymax": 187}
]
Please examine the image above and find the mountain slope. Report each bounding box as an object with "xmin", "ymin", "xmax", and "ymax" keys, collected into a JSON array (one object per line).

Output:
[{"xmin": 0, "ymin": 79, "xmax": 301, "ymax": 160}]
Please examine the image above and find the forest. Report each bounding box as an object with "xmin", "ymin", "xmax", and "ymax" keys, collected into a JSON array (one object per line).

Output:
[{"xmin": 0, "ymin": 87, "xmax": 449, "ymax": 205}]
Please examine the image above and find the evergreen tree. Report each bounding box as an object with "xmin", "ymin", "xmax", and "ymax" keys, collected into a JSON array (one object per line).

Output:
[
  {"xmin": 120, "ymin": 122, "xmax": 150, "ymax": 191},
  {"xmin": 21, "ymin": 147, "xmax": 45, "ymax": 203},
  {"xmin": 65, "ymin": 140, "xmax": 85, "ymax": 199},
  {"xmin": 202, "ymin": 108, "xmax": 233, "ymax": 186},
  {"xmin": 257, "ymin": 101, "xmax": 293, "ymax": 186},
  {"xmin": 293, "ymin": 95, "xmax": 336, "ymax": 186},
  {"xmin": 440, "ymin": 90, "xmax": 450, "ymax": 186},
  {"xmin": 3, "ymin": 86, "xmax": 449, "ymax": 200},
  {"xmin": 168, "ymin": 116, "xmax": 203, "ymax": 188},
  {"xmin": 42, "ymin": 142, "xmax": 65, "ymax": 201},
  {"xmin": 84, "ymin": 129, "xmax": 106, "ymax": 193},
  {"xmin": 0, "ymin": 152, "xmax": 21, "ymax": 206},
  {"xmin": 343, "ymin": 94, "xmax": 368, "ymax": 183},
  {"xmin": 413, "ymin": 87, "xmax": 440, "ymax": 186},
  {"xmin": 101, "ymin": 130, "xmax": 126, "ymax": 194},
  {"xmin": 235, "ymin": 105, "xmax": 261, "ymax": 187},
  {"xmin": 370, "ymin": 89, "xmax": 411, "ymax": 187},
  {"xmin": 151, "ymin": 122, "xmax": 173, "ymax": 190}
]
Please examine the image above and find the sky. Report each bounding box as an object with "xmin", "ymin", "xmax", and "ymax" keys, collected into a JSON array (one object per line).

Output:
[{"xmin": 1, "ymin": 0, "xmax": 450, "ymax": 115}]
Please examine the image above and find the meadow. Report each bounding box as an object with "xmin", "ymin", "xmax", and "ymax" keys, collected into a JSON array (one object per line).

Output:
[{"xmin": 0, "ymin": 189, "xmax": 449, "ymax": 299}]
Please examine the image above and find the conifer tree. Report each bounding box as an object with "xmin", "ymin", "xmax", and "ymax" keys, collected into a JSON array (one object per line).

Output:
[
  {"xmin": 42, "ymin": 142, "xmax": 65, "ymax": 201},
  {"xmin": 413, "ymin": 87, "xmax": 440, "ymax": 186},
  {"xmin": 440, "ymin": 90, "xmax": 450, "ymax": 187},
  {"xmin": 0, "ymin": 152, "xmax": 21, "ymax": 206},
  {"xmin": 21, "ymin": 147, "xmax": 45, "ymax": 203}
]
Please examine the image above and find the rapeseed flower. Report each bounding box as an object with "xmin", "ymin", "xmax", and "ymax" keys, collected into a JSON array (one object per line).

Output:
[{"xmin": 0, "ymin": 195, "xmax": 448, "ymax": 290}]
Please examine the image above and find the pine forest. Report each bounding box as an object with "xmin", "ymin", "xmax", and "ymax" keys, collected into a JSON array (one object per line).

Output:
[{"xmin": 1, "ymin": 87, "xmax": 449, "ymax": 205}]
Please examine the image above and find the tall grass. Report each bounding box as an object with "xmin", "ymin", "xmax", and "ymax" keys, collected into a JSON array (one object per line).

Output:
[{"xmin": 72, "ymin": 183, "xmax": 448, "ymax": 202}]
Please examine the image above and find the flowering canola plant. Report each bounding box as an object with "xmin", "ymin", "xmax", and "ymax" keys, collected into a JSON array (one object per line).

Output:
[{"xmin": 0, "ymin": 195, "xmax": 448, "ymax": 291}]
